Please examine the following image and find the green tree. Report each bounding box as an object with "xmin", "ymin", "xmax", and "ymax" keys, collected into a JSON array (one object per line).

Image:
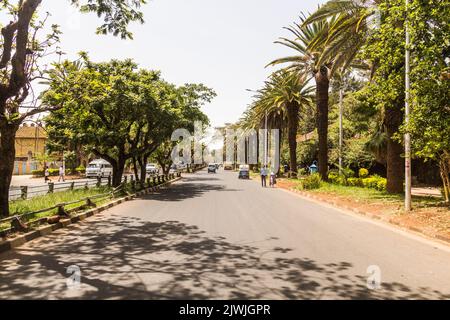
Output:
[{"xmin": 0, "ymin": 0, "xmax": 147, "ymax": 216}]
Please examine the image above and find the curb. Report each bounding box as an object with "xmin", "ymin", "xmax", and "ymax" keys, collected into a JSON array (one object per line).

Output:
[
  {"xmin": 287, "ymin": 187, "xmax": 450, "ymax": 245},
  {"xmin": 0, "ymin": 177, "xmax": 182, "ymax": 255}
]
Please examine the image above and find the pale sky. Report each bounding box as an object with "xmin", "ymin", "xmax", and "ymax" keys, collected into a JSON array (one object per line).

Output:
[{"xmin": 38, "ymin": 0, "xmax": 324, "ymax": 127}]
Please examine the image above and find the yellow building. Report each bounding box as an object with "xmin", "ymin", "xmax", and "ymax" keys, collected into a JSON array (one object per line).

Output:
[{"xmin": 14, "ymin": 124, "xmax": 47, "ymax": 175}]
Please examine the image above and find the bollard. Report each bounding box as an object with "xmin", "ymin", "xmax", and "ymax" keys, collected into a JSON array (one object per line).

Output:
[
  {"xmin": 20, "ymin": 186, "xmax": 28, "ymax": 200},
  {"xmin": 11, "ymin": 217, "xmax": 28, "ymax": 232},
  {"xmin": 57, "ymin": 204, "xmax": 68, "ymax": 217},
  {"xmin": 85, "ymin": 182, "xmax": 89, "ymax": 190},
  {"xmin": 70, "ymin": 182, "xmax": 75, "ymax": 190},
  {"xmin": 97, "ymin": 176, "xmax": 102, "ymax": 188},
  {"xmin": 48, "ymin": 182, "xmax": 54, "ymax": 193},
  {"xmin": 107, "ymin": 176, "xmax": 112, "ymax": 188},
  {"xmin": 146, "ymin": 177, "xmax": 151, "ymax": 188}
]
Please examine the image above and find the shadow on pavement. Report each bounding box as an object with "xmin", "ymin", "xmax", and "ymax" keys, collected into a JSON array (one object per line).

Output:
[{"xmin": 0, "ymin": 215, "xmax": 448, "ymax": 300}]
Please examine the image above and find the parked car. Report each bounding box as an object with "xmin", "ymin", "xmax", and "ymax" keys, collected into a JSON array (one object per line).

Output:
[
  {"xmin": 146, "ymin": 163, "xmax": 160, "ymax": 175},
  {"xmin": 224, "ymin": 162, "xmax": 233, "ymax": 170},
  {"xmin": 207, "ymin": 164, "xmax": 217, "ymax": 173},
  {"xmin": 169, "ymin": 164, "xmax": 180, "ymax": 175},
  {"xmin": 86, "ymin": 159, "xmax": 113, "ymax": 178},
  {"xmin": 238, "ymin": 165, "xmax": 250, "ymax": 179}
]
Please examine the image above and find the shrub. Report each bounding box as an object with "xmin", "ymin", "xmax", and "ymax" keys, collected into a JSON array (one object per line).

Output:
[
  {"xmin": 347, "ymin": 177, "xmax": 362, "ymax": 187},
  {"xmin": 376, "ymin": 178, "xmax": 387, "ymax": 191},
  {"xmin": 76, "ymin": 166, "xmax": 86, "ymax": 174},
  {"xmin": 298, "ymin": 168, "xmax": 308, "ymax": 176},
  {"xmin": 342, "ymin": 167, "xmax": 355, "ymax": 178},
  {"xmin": 31, "ymin": 170, "xmax": 44, "ymax": 177},
  {"xmin": 299, "ymin": 173, "xmax": 322, "ymax": 190},
  {"xmin": 359, "ymin": 168, "xmax": 369, "ymax": 178}
]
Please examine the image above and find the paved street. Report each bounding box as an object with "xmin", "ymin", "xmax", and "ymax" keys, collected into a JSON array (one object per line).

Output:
[{"xmin": 0, "ymin": 169, "xmax": 449, "ymax": 299}]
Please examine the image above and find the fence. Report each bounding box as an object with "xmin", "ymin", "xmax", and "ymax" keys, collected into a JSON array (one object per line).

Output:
[{"xmin": 1, "ymin": 172, "xmax": 181, "ymax": 238}]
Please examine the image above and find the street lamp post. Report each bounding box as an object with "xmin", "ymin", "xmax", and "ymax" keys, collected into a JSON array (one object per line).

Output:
[{"xmin": 405, "ymin": 0, "xmax": 412, "ymax": 212}]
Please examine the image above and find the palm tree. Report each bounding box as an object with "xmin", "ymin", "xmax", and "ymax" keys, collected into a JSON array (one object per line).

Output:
[
  {"xmin": 303, "ymin": 0, "xmax": 404, "ymax": 193},
  {"xmin": 268, "ymin": 15, "xmax": 334, "ymax": 180},
  {"xmin": 240, "ymin": 70, "xmax": 314, "ymax": 175}
]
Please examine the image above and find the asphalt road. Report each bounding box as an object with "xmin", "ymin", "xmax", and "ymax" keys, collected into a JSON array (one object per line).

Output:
[{"xmin": 0, "ymin": 169, "xmax": 449, "ymax": 299}]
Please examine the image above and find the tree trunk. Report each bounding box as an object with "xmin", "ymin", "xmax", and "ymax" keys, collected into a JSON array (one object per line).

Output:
[
  {"xmin": 385, "ymin": 106, "xmax": 404, "ymax": 193},
  {"xmin": 132, "ymin": 156, "xmax": 139, "ymax": 182},
  {"xmin": 439, "ymin": 152, "xmax": 450, "ymax": 203},
  {"xmin": 0, "ymin": 124, "xmax": 18, "ymax": 217},
  {"xmin": 138, "ymin": 155, "xmax": 148, "ymax": 183},
  {"xmin": 315, "ymin": 67, "xmax": 330, "ymax": 180},
  {"xmin": 112, "ymin": 155, "xmax": 126, "ymax": 187},
  {"xmin": 287, "ymin": 102, "xmax": 300, "ymax": 175}
]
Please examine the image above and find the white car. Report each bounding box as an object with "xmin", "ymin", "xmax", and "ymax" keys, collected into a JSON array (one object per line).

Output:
[
  {"xmin": 86, "ymin": 159, "xmax": 113, "ymax": 178},
  {"xmin": 146, "ymin": 163, "xmax": 160, "ymax": 175}
]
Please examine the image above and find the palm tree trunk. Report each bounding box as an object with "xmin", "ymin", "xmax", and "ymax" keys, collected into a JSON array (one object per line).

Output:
[
  {"xmin": 315, "ymin": 66, "xmax": 330, "ymax": 180},
  {"xmin": 287, "ymin": 102, "xmax": 300, "ymax": 175},
  {"xmin": 385, "ymin": 106, "xmax": 404, "ymax": 193}
]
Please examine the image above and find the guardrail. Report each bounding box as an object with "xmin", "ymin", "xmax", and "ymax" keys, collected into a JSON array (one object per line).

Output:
[{"xmin": 2, "ymin": 172, "xmax": 181, "ymax": 238}]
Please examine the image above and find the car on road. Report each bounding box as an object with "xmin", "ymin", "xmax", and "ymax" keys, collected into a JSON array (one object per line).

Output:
[
  {"xmin": 238, "ymin": 164, "xmax": 250, "ymax": 179},
  {"xmin": 207, "ymin": 164, "xmax": 217, "ymax": 173},
  {"xmin": 223, "ymin": 162, "xmax": 233, "ymax": 170},
  {"xmin": 169, "ymin": 164, "xmax": 180, "ymax": 175},
  {"xmin": 86, "ymin": 159, "xmax": 113, "ymax": 178},
  {"xmin": 146, "ymin": 163, "xmax": 160, "ymax": 175}
]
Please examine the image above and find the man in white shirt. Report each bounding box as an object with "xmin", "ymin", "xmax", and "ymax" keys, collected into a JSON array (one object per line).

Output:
[{"xmin": 58, "ymin": 165, "xmax": 65, "ymax": 182}]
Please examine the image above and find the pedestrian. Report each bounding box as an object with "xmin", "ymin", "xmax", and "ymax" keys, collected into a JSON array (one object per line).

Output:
[
  {"xmin": 270, "ymin": 170, "xmax": 277, "ymax": 188},
  {"xmin": 58, "ymin": 165, "xmax": 65, "ymax": 182},
  {"xmin": 44, "ymin": 166, "xmax": 50, "ymax": 183},
  {"xmin": 260, "ymin": 165, "xmax": 267, "ymax": 187}
]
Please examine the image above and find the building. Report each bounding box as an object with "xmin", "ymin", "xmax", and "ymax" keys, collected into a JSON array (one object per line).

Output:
[{"xmin": 13, "ymin": 123, "xmax": 47, "ymax": 175}]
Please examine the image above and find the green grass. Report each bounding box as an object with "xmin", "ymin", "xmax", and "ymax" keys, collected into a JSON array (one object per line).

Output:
[
  {"xmin": 0, "ymin": 187, "xmax": 114, "ymax": 231},
  {"xmin": 291, "ymin": 181, "xmax": 442, "ymax": 208}
]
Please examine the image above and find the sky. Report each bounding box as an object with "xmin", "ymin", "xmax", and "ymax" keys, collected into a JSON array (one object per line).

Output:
[{"xmin": 38, "ymin": 0, "xmax": 325, "ymax": 127}]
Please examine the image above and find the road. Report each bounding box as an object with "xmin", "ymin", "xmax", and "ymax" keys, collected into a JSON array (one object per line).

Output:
[{"xmin": 0, "ymin": 169, "xmax": 449, "ymax": 299}]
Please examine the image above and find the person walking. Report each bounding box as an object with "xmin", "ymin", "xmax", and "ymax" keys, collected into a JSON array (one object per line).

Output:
[
  {"xmin": 270, "ymin": 170, "xmax": 277, "ymax": 188},
  {"xmin": 260, "ymin": 165, "xmax": 267, "ymax": 187},
  {"xmin": 58, "ymin": 165, "xmax": 65, "ymax": 182},
  {"xmin": 44, "ymin": 166, "xmax": 50, "ymax": 183}
]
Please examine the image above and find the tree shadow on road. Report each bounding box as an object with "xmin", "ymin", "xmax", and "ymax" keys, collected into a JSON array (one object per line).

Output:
[
  {"xmin": 0, "ymin": 215, "xmax": 448, "ymax": 300},
  {"xmin": 139, "ymin": 182, "xmax": 243, "ymax": 202}
]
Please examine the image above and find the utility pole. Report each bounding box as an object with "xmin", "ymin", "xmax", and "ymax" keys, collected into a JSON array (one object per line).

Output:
[
  {"xmin": 265, "ymin": 111, "xmax": 268, "ymax": 167},
  {"xmin": 339, "ymin": 85, "xmax": 344, "ymax": 175},
  {"xmin": 405, "ymin": 0, "xmax": 412, "ymax": 212}
]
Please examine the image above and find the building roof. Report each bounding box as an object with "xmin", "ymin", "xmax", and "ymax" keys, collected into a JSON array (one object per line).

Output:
[{"xmin": 16, "ymin": 125, "xmax": 47, "ymax": 139}]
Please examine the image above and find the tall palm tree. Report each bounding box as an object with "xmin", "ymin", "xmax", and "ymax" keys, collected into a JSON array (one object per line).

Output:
[
  {"xmin": 240, "ymin": 70, "xmax": 314, "ymax": 175},
  {"xmin": 268, "ymin": 15, "xmax": 334, "ymax": 180},
  {"xmin": 303, "ymin": 0, "xmax": 404, "ymax": 193}
]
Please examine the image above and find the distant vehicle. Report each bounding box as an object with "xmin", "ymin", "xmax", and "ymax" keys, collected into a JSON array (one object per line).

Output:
[
  {"xmin": 169, "ymin": 164, "xmax": 180, "ymax": 175},
  {"xmin": 224, "ymin": 162, "xmax": 233, "ymax": 170},
  {"xmin": 207, "ymin": 164, "xmax": 217, "ymax": 173},
  {"xmin": 238, "ymin": 164, "xmax": 250, "ymax": 179},
  {"xmin": 86, "ymin": 159, "xmax": 113, "ymax": 178},
  {"xmin": 177, "ymin": 161, "xmax": 187, "ymax": 170},
  {"xmin": 146, "ymin": 163, "xmax": 159, "ymax": 175}
]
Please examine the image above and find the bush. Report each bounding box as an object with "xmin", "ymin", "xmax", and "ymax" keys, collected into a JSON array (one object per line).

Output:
[
  {"xmin": 299, "ymin": 173, "xmax": 322, "ymax": 190},
  {"xmin": 328, "ymin": 169, "xmax": 347, "ymax": 185},
  {"xmin": 342, "ymin": 167, "xmax": 355, "ymax": 178},
  {"xmin": 31, "ymin": 170, "xmax": 44, "ymax": 177},
  {"xmin": 298, "ymin": 167, "xmax": 308, "ymax": 176},
  {"xmin": 76, "ymin": 166, "xmax": 86, "ymax": 174},
  {"xmin": 359, "ymin": 168, "xmax": 369, "ymax": 178},
  {"xmin": 361, "ymin": 175, "xmax": 387, "ymax": 191},
  {"xmin": 48, "ymin": 168, "xmax": 59, "ymax": 176},
  {"xmin": 347, "ymin": 177, "xmax": 362, "ymax": 187}
]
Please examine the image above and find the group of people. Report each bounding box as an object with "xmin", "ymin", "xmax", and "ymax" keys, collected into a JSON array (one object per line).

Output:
[{"xmin": 260, "ymin": 166, "xmax": 277, "ymax": 188}]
